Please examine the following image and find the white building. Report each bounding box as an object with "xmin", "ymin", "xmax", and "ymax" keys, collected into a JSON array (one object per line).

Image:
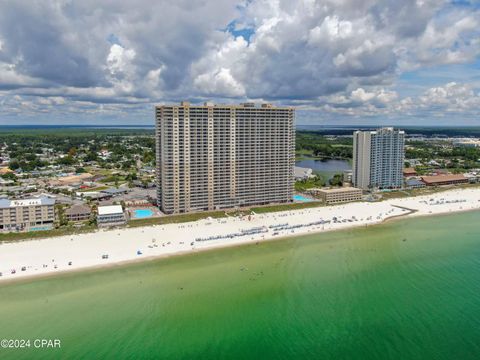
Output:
[
  {"xmin": 452, "ymin": 139, "xmax": 480, "ymax": 148},
  {"xmin": 97, "ymin": 205, "xmax": 126, "ymax": 227},
  {"xmin": 294, "ymin": 166, "xmax": 313, "ymax": 180},
  {"xmin": 343, "ymin": 170, "xmax": 353, "ymax": 184},
  {"xmin": 352, "ymin": 128, "xmax": 405, "ymax": 190}
]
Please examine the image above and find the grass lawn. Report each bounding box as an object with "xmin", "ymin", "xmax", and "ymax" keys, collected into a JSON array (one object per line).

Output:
[
  {"xmin": 295, "ymin": 177, "xmax": 326, "ymax": 191},
  {"xmin": 98, "ymin": 175, "xmax": 127, "ymax": 184}
]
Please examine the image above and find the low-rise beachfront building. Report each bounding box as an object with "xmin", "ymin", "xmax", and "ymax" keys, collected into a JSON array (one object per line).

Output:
[
  {"xmin": 405, "ymin": 179, "xmax": 426, "ymax": 189},
  {"xmin": 403, "ymin": 168, "xmax": 417, "ymax": 177},
  {"xmin": 311, "ymin": 187, "xmax": 363, "ymax": 204},
  {"xmin": 65, "ymin": 204, "xmax": 92, "ymax": 222},
  {"xmin": 0, "ymin": 197, "xmax": 55, "ymax": 232},
  {"xmin": 97, "ymin": 205, "xmax": 126, "ymax": 227},
  {"xmin": 421, "ymin": 174, "xmax": 469, "ymax": 186}
]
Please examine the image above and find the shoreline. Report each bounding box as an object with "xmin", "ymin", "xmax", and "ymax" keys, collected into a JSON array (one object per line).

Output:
[{"xmin": 1, "ymin": 187, "xmax": 480, "ymax": 285}]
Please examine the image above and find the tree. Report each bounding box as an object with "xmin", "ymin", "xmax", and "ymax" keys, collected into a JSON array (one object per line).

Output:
[
  {"xmin": 68, "ymin": 147, "xmax": 77, "ymax": 157},
  {"xmin": 85, "ymin": 151, "xmax": 98, "ymax": 162},
  {"xmin": 1, "ymin": 172, "xmax": 17, "ymax": 182},
  {"xmin": 8, "ymin": 160, "xmax": 20, "ymax": 170},
  {"xmin": 126, "ymin": 172, "xmax": 138, "ymax": 181},
  {"xmin": 329, "ymin": 174, "xmax": 343, "ymax": 187},
  {"xmin": 57, "ymin": 155, "xmax": 75, "ymax": 165}
]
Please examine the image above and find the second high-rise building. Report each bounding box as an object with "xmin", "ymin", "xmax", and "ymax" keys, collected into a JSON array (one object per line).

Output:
[
  {"xmin": 156, "ymin": 102, "xmax": 295, "ymax": 214},
  {"xmin": 352, "ymin": 127, "xmax": 405, "ymax": 190}
]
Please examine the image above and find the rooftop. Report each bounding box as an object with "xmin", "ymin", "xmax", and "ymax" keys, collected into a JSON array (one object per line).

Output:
[
  {"xmin": 406, "ymin": 179, "xmax": 425, "ymax": 186},
  {"xmin": 101, "ymin": 188, "xmax": 129, "ymax": 195},
  {"xmin": 0, "ymin": 196, "xmax": 55, "ymax": 209},
  {"xmin": 315, "ymin": 187, "xmax": 362, "ymax": 193},
  {"xmin": 421, "ymin": 174, "xmax": 467, "ymax": 183},
  {"xmin": 98, "ymin": 205, "xmax": 124, "ymax": 216},
  {"xmin": 157, "ymin": 101, "xmax": 292, "ymax": 110},
  {"xmin": 65, "ymin": 204, "xmax": 92, "ymax": 215}
]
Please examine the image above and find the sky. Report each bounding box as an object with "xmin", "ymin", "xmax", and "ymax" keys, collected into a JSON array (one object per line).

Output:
[{"xmin": 0, "ymin": 0, "xmax": 479, "ymax": 126}]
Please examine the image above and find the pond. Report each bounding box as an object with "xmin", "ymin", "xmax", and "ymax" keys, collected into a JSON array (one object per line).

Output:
[{"xmin": 295, "ymin": 159, "xmax": 351, "ymax": 174}]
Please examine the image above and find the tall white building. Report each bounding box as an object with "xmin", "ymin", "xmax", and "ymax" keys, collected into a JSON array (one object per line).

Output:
[
  {"xmin": 156, "ymin": 102, "xmax": 295, "ymax": 214},
  {"xmin": 352, "ymin": 127, "xmax": 405, "ymax": 190}
]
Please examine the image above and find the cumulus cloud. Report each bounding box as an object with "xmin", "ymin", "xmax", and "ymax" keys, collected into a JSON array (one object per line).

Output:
[{"xmin": 0, "ymin": 0, "xmax": 478, "ymax": 123}]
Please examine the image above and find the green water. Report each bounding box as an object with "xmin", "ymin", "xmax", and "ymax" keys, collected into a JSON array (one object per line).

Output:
[{"xmin": 1, "ymin": 211, "xmax": 480, "ymax": 359}]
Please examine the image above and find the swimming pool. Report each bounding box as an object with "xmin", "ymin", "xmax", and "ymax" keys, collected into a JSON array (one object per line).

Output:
[
  {"xmin": 30, "ymin": 226, "xmax": 53, "ymax": 232},
  {"xmin": 132, "ymin": 209, "xmax": 154, "ymax": 219},
  {"xmin": 293, "ymin": 195, "xmax": 313, "ymax": 202}
]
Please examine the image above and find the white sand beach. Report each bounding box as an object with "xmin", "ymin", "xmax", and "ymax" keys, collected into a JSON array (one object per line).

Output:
[{"xmin": 1, "ymin": 187, "xmax": 480, "ymax": 283}]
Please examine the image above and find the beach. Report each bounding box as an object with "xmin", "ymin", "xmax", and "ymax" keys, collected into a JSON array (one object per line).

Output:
[{"xmin": 1, "ymin": 187, "xmax": 479, "ymax": 283}]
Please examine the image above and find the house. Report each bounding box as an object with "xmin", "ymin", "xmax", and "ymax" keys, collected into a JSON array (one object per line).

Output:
[
  {"xmin": 98, "ymin": 149, "xmax": 112, "ymax": 160},
  {"xmin": 133, "ymin": 180, "xmax": 156, "ymax": 189},
  {"xmin": 65, "ymin": 204, "xmax": 92, "ymax": 222},
  {"xmin": 403, "ymin": 168, "xmax": 417, "ymax": 177},
  {"xmin": 0, "ymin": 167, "xmax": 13, "ymax": 175},
  {"xmin": 405, "ymin": 179, "xmax": 426, "ymax": 189},
  {"xmin": 101, "ymin": 188, "xmax": 129, "ymax": 196},
  {"xmin": 97, "ymin": 205, "xmax": 126, "ymax": 227},
  {"xmin": 77, "ymin": 191, "xmax": 111, "ymax": 201},
  {"xmin": 0, "ymin": 178, "xmax": 14, "ymax": 186}
]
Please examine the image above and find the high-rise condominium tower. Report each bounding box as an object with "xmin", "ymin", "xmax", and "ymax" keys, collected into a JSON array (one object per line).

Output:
[
  {"xmin": 156, "ymin": 102, "xmax": 295, "ymax": 214},
  {"xmin": 352, "ymin": 127, "xmax": 405, "ymax": 190}
]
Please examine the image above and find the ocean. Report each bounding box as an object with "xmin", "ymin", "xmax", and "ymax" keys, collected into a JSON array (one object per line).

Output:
[{"xmin": 1, "ymin": 211, "xmax": 480, "ymax": 359}]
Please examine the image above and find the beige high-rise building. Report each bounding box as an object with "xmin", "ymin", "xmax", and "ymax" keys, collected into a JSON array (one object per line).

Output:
[
  {"xmin": 156, "ymin": 102, "xmax": 295, "ymax": 214},
  {"xmin": 352, "ymin": 127, "xmax": 405, "ymax": 190}
]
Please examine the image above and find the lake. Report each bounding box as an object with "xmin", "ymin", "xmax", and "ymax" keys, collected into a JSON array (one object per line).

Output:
[{"xmin": 295, "ymin": 158, "xmax": 351, "ymax": 179}]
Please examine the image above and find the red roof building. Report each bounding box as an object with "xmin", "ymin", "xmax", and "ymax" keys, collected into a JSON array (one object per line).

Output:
[
  {"xmin": 421, "ymin": 174, "xmax": 468, "ymax": 186},
  {"xmin": 403, "ymin": 168, "xmax": 417, "ymax": 177}
]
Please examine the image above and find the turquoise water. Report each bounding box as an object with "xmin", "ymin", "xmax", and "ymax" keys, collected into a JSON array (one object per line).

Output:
[
  {"xmin": 132, "ymin": 209, "xmax": 154, "ymax": 219},
  {"xmin": 293, "ymin": 194, "xmax": 313, "ymax": 202},
  {"xmin": 1, "ymin": 211, "xmax": 480, "ymax": 359},
  {"xmin": 29, "ymin": 226, "xmax": 53, "ymax": 232}
]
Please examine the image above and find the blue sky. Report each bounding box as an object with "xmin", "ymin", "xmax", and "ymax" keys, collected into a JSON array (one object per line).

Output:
[{"xmin": 0, "ymin": 0, "xmax": 479, "ymax": 126}]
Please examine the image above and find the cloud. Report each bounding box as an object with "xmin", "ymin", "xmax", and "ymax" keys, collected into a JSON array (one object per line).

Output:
[{"xmin": 0, "ymin": 0, "xmax": 478, "ymax": 124}]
